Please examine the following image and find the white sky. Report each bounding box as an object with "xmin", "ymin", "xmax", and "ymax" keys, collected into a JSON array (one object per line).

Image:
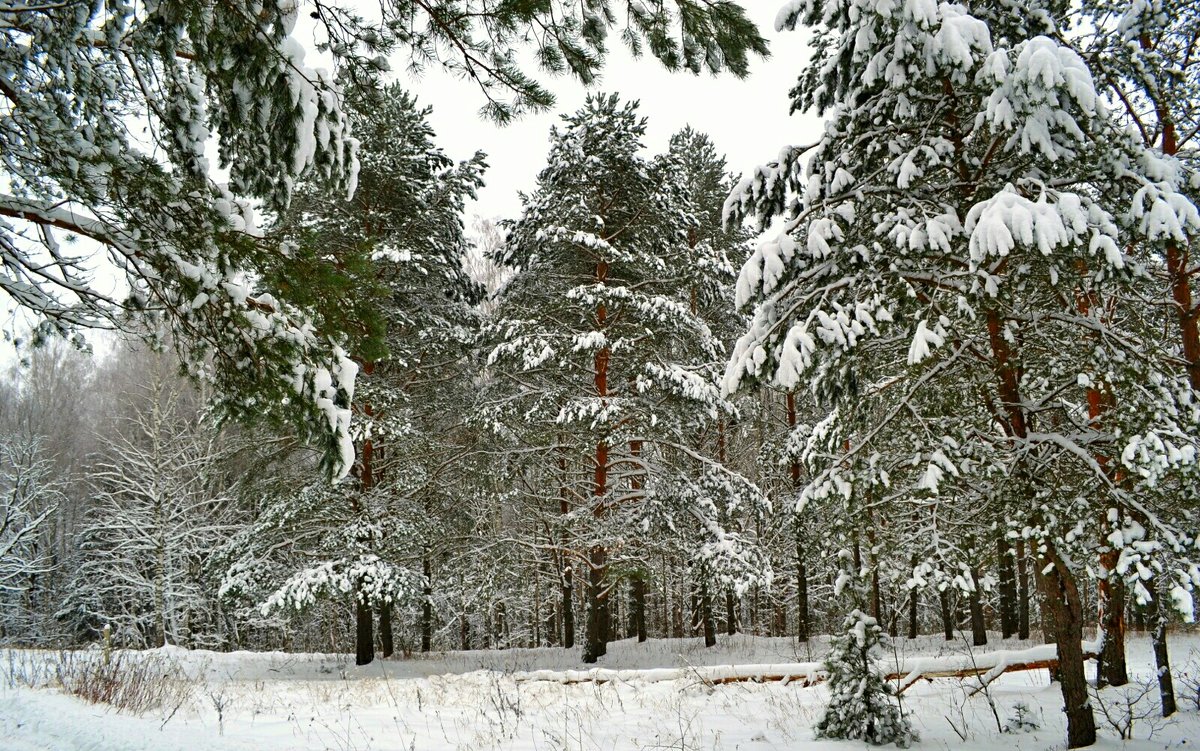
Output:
[{"xmin": 379, "ymin": 3, "xmax": 824, "ymax": 222}]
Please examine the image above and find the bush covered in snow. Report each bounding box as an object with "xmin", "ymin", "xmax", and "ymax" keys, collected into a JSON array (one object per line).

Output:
[{"xmin": 815, "ymin": 609, "xmax": 915, "ymax": 747}]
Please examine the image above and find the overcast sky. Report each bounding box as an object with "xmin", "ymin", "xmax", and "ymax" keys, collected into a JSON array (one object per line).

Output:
[{"xmin": 382, "ymin": 4, "xmax": 824, "ymax": 222}]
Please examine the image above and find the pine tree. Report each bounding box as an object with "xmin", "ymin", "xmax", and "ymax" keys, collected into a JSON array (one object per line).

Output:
[
  {"xmin": 724, "ymin": 1, "xmax": 1200, "ymax": 746},
  {"xmin": 637, "ymin": 127, "xmax": 770, "ymax": 647},
  {"xmin": 1, "ymin": 0, "xmax": 767, "ymax": 476},
  {"xmin": 484, "ymin": 94, "xmax": 734, "ymax": 662},
  {"xmin": 1078, "ymin": 0, "xmax": 1200, "ymax": 695},
  {"xmin": 235, "ymin": 85, "xmax": 486, "ymax": 664},
  {"xmin": 815, "ymin": 609, "xmax": 915, "ymax": 747}
]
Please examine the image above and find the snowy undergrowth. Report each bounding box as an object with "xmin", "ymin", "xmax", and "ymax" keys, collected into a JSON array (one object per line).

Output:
[{"xmin": 2, "ymin": 634, "xmax": 1198, "ymax": 750}]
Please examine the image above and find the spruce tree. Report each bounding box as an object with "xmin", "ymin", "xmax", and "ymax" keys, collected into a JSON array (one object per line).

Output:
[{"xmin": 816, "ymin": 609, "xmax": 915, "ymax": 747}]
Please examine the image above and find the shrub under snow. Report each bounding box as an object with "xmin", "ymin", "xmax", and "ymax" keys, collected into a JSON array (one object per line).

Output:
[{"xmin": 815, "ymin": 609, "xmax": 916, "ymax": 747}]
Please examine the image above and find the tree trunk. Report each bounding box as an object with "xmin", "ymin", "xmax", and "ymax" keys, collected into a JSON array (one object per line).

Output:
[
  {"xmin": 626, "ymin": 439, "xmax": 647, "ymax": 644},
  {"xmin": 583, "ymin": 545, "xmax": 608, "ymax": 662},
  {"xmin": 701, "ymin": 581, "xmax": 717, "ymax": 647},
  {"xmin": 354, "ymin": 363, "xmax": 378, "ymax": 666},
  {"xmin": 796, "ymin": 535, "xmax": 809, "ymax": 642},
  {"xmin": 1098, "ymin": 569, "xmax": 1129, "ymax": 687},
  {"xmin": 969, "ymin": 564, "xmax": 987, "ymax": 647},
  {"xmin": 557, "ymin": 443, "xmax": 575, "ymax": 649},
  {"xmin": 1074, "ymin": 277, "xmax": 1128, "ymax": 687},
  {"xmin": 998, "ymin": 532, "xmax": 1017, "ymax": 639},
  {"xmin": 725, "ymin": 589, "xmax": 737, "ymax": 636},
  {"xmin": 939, "ymin": 588, "xmax": 954, "ymax": 641},
  {"xmin": 378, "ymin": 602, "xmax": 393, "ymax": 658},
  {"xmin": 420, "ymin": 556, "xmax": 432, "ymax": 653},
  {"xmin": 786, "ymin": 392, "xmax": 810, "ymax": 642},
  {"xmin": 907, "ymin": 574, "xmax": 919, "ymax": 639},
  {"xmin": 1038, "ymin": 551, "xmax": 1096, "ymax": 748},
  {"xmin": 1017, "ymin": 538, "xmax": 1030, "ymax": 640},
  {"xmin": 583, "ymin": 258, "xmax": 611, "ymax": 665},
  {"xmin": 1148, "ymin": 582, "xmax": 1177, "ymax": 717},
  {"xmin": 560, "ymin": 563, "xmax": 575, "ymax": 649},
  {"xmin": 632, "ymin": 576, "xmax": 647, "ymax": 642},
  {"xmin": 1138, "ymin": 79, "xmax": 1186, "ymax": 717},
  {"xmin": 606, "ymin": 590, "xmax": 617, "ymax": 644},
  {"xmin": 871, "ymin": 566, "xmax": 883, "ymax": 626},
  {"xmin": 355, "ymin": 593, "xmax": 375, "ymax": 666},
  {"xmin": 582, "ymin": 542, "xmax": 609, "ymax": 661},
  {"xmin": 1157, "ymin": 119, "xmax": 1200, "ymax": 391}
]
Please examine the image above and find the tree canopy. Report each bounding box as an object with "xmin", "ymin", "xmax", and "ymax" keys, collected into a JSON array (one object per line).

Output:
[{"xmin": 0, "ymin": 0, "xmax": 768, "ymax": 477}]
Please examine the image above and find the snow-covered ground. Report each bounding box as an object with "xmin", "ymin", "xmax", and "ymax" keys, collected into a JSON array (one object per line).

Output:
[{"xmin": 3, "ymin": 632, "xmax": 1198, "ymax": 750}]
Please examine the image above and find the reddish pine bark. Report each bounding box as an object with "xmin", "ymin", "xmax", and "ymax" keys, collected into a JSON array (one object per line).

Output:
[
  {"xmin": 584, "ymin": 260, "xmax": 611, "ymax": 664},
  {"xmin": 985, "ymin": 309, "xmax": 1094, "ymax": 746}
]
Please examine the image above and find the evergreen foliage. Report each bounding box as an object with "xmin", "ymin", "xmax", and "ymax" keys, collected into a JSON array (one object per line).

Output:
[
  {"xmin": 724, "ymin": 0, "xmax": 1200, "ymax": 744},
  {"xmin": 223, "ymin": 84, "xmax": 488, "ymax": 661},
  {"xmin": 815, "ymin": 608, "xmax": 915, "ymax": 747},
  {"xmin": 484, "ymin": 93, "xmax": 763, "ymax": 661},
  {"xmin": 1, "ymin": 0, "xmax": 767, "ymax": 477}
]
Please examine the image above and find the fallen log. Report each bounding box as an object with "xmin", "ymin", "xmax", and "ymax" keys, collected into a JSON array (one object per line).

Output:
[
  {"xmin": 512, "ymin": 662, "xmax": 825, "ymax": 686},
  {"xmin": 511, "ymin": 640, "xmax": 1101, "ymax": 691},
  {"xmin": 896, "ymin": 654, "xmax": 1098, "ymax": 695}
]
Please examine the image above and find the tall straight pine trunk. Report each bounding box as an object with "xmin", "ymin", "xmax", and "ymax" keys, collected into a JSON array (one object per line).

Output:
[
  {"xmin": 583, "ymin": 259, "xmax": 611, "ymax": 664},
  {"xmin": 908, "ymin": 553, "xmax": 919, "ymax": 639},
  {"xmin": 1148, "ymin": 64, "xmax": 1200, "ymax": 394},
  {"xmin": 1148, "ymin": 580, "xmax": 1178, "ymax": 717},
  {"xmin": 421, "ymin": 554, "xmax": 432, "ymax": 653},
  {"xmin": 629, "ymin": 439, "xmax": 647, "ymax": 643},
  {"xmin": 939, "ymin": 588, "xmax": 955, "ymax": 641},
  {"xmin": 378, "ymin": 603, "xmax": 393, "ymax": 658},
  {"xmin": 1017, "ymin": 539, "xmax": 1030, "ymax": 639},
  {"xmin": 557, "ymin": 445, "xmax": 574, "ymax": 648},
  {"xmin": 785, "ymin": 392, "xmax": 810, "ymax": 642},
  {"xmin": 987, "ymin": 308, "xmax": 1094, "ymax": 746},
  {"xmin": 1075, "ymin": 260, "xmax": 1129, "ymax": 686},
  {"xmin": 355, "ymin": 369, "xmax": 377, "ymax": 666},
  {"xmin": 969, "ymin": 561, "xmax": 987, "ymax": 647},
  {"xmin": 997, "ymin": 532, "xmax": 1017, "ymax": 639}
]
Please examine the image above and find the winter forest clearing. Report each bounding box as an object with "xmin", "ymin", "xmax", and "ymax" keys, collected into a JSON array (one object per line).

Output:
[
  {"xmin": 3, "ymin": 0, "xmax": 1200, "ymax": 749},
  {"xmin": 3, "ymin": 633, "xmax": 1198, "ymax": 750}
]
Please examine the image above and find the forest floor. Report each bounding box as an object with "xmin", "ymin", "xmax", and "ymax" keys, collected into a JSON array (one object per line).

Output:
[{"xmin": 2, "ymin": 631, "xmax": 1198, "ymax": 750}]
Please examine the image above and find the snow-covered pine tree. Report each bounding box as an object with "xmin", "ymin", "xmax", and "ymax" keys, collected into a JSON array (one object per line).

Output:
[
  {"xmin": 636, "ymin": 127, "xmax": 772, "ymax": 648},
  {"xmin": 815, "ymin": 608, "xmax": 915, "ymax": 747},
  {"xmin": 1, "ymin": 0, "xmax": 766, "ymax": 477},
  {"xmin": 1085, "ymin": 0, "xmax": 1200, "ymax": 390},
  {"xmin": 640, "ymin": 464, "xmax": 774, "ymax": 645},
  {"xmin": 724, "ymin": 1, "xmax": 1200, "ymax": 746},
  {"xmin": 484, "ymin": 94, "xmax": 734, "ymax": 662},
  {"xmin": 2, "ymin": 1, "xmax": 362, "ymax": 476},
  {"xmin": 242, "ymin": 85, "xmax": 486, "ymax": 664},
  {"xmin": 1076, "ymin": 0, "xmax": 1200, "ymax": 693}
]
